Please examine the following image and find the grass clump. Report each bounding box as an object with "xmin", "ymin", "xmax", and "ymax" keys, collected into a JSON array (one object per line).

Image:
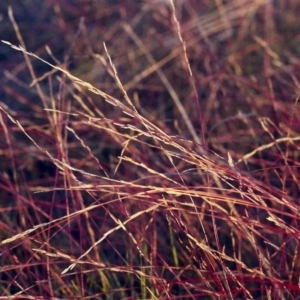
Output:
[{"xmin": 1, "ymin": 0, "xmax": 300, "ymax": 299}]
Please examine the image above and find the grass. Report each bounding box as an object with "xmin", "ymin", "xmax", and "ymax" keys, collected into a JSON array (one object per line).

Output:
[{"xmin": 1, "ymin": 0, "xmax": 300, "ymax": 299}]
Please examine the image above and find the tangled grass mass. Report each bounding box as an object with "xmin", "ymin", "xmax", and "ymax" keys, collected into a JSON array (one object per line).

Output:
[{"xmin": 1, "ymin": 1, "xmax": 300, "ymax": 299}]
